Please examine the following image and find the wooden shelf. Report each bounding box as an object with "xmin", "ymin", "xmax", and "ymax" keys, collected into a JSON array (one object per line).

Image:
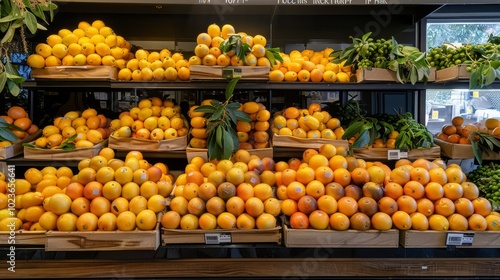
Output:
[{"xmin": 6, "ymin": 258, "xmax": 500, "ymax": 278}]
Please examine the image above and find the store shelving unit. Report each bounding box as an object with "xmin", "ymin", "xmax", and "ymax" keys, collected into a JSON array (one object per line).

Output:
[{"xmin": 2, "ymin": 0, "xmax": 500, "ymax": 278}]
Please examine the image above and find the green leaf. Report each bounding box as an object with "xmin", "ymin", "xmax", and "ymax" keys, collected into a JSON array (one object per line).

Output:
[
  {"xmin": 225, "ymin": 77, "xmax": 240, "ymax": 100},
  {"xmin": 222, "ymin": 130, "xmax": 233, "ymax": 160},
  {"xmin": 194, "ymin": 105, "xmax": 216, "ymax": 114},
  {"xmin": 0, "ymin": 127, "xmax": 18, "ymax": 142},
  {"xmin": 1, "ymin": 25, "xmax": 15, "ymax": 44},
  {"xmin": 216, "ymin": 126, "xmax": 223, "ymax": 147},
  {"xmin": 234, "ymin": 110, "xmax": 251, "ymax": 122},
  {"xmin": 227, "ymin": 109, "xmax": 237, "ymax": 125},
  {"xmin": 361, "ymin": 32, "xmax": 372, "ymax": 42},
  {"xmin": 471, "ymin": 140, "xmax": 483, "ymax": 165},
  {"xmin": 341, "ymin": 120, "xmax": 363, "ymax": 140},
  {"xmin": 24, "ymin": 11, "xmax": 38, "ymax": 34},
  {"xmin": 0, "ymin": 72, "xmax": 7, "ymax": 92},
  {"xmin": 352, "ymin": 129, "xmax": 370, "ymax": 148},
  {"xmin": 211, "ymin": 106, "xmax": 223, "ymax": 120},
  {"xmin": 484, "ymin": 66, "xmax": 496, "ymax": 86},
  {"xmin": 22, "ymin": 143, "xmax": 36, "ymax": 148},
  {"xmin": 410, "ymin": 67, "xmax": 418, "ymax": 85},
  {"xmin": 7, "ymin": 80, "xmax": 20, "ymax": 96}
]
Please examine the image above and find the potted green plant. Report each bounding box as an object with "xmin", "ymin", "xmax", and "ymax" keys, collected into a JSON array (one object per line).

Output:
[{"xmin": 0, "ymin": 0, "xmax": 57, "ymax": 96}]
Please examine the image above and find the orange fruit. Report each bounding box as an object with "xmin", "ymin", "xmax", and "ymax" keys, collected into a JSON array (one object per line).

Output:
[
  {"xmin": 337, "ymin": 196, "xmax": 358, "ymax": 217},
  {"xmin": 472, "ymin": 197, "xmax": 492, "ymax": 217},
  {"xmin": 403, "ymin": 181, "xmax": 425, "ymax": 200},
  {"xmin": 410, "ymin": 212, "xmax": 429, "ymax": 230},
  {"xmin": 378, "ymin": 196, "xmax": 398, "ymax": 215},
  {"xmin": 392, "ymin": 210, "xmax": 412, "ymax": 230},
  {"xmin": 396, "ymin": 195, "xmax": 417, "ymax": 214},
  {"xmin": 290, "ymin": 212, "xmax": 309, "ymax": 229},
  {"xmin": 180, "ymin": 214, "xmax": 199, "ymax": 230},
  {"xmin": 371, "ymin": 212, "xmax": 393, "ymax": 231},
  {"xmin": 434, "ymin": 197, "xmax": 456, "ymax": 217},
  {"xmin": 448, "ymin": 213, "xmax": 469, "ymax": 231}
]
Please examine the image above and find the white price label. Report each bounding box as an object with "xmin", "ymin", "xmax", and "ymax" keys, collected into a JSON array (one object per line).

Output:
[
  {"xmin": 387, "ymin": 149, "xmax": 400, "ymax": 160},
  {"xmin": 446, "ymin": 233, "xmax": 474, "ymax": 246},
  {"xmin": 204, "ymin": 233, "xmax": 232, "ymax": 244}
]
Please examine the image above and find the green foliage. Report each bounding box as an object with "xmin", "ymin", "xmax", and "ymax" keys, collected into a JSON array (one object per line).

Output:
[
  {"xmin": 393, "ymin": 112, "xmax": 433, "ymax": 150},
  {"xmin": 194, "ymin": 78, "xmax": 251, "ymax": 160},
  {"xmin": 218, "ymin": 34, "xmax": 282, "ymax": 66},
  {"xmin": 0, "ymin": 117, "xmax": 19, "ymax": 142},
  {"xmin": 0, "ymin": 0, "xmax": 57, "ymax": 96},
  {"xmin": 469, "ymin": 132, "xmax": 500, "ymax": 165},
  {"xmin": 330, "ymin": 32, "xmax": 430, "ymax": 84}
]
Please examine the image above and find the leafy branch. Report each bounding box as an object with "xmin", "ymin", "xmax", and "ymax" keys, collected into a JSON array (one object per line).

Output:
[
  {"xmin": 388, "ymin": 38, "xmax": 430, "ymax": 85},
  {"xmin": 219, "ymin": 34, "xmax": 283, "ymax": 66},
  {"xmin": 469, "ymin": 132, "xmax": 500, "ymax": 165},
  {"xmin": 393, "ymin": 112, "xmax": 433, "ymax": 150},
  {"xmin": 193, "ymin": 78, "xmax": 251, "ymax": 160},
  {"xmin": 0, "ymin": 0, "xmax": 58, "ymax": 96},
  {"xmin": 0, "ymin": 117, "xmax": 19, "ymax": 142}
]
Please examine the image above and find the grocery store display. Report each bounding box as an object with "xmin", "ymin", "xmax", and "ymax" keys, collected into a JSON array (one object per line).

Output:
[
  {"xmin": 280, "ymin": 144, "xmax": 499, "ymax": 232},
  {"xmin": 110, "ymin": 97, "xmax": 188, "ymax": 141},
  {"xmin": 0, "ymin": 106, "xmax": 39, "ymax": 146},
  {"xmin": 272, "ymin": 103, "xmax": 343, "ymax": 140},
  {"xmin": 435, "ymin": 116, "xmax": 500, "ymax": 164},
  {"xmin": 331, "ymin": 32, "xmax": 430, "ymax": 84},
  {"xmin": 162, "ymin": 150, "xmax": 279, "ymax": 230},
  {"xmin": 427, "ymin": 34, "xmax": 500, "ymax": 88},
  {"xmin": 468, "ymin": 162, "xmax": 500, "ymax": 210},
  {"xmin": 27, "ymin": 108, "xmax": 112, "ymax": 150},
  {"xmin": 0, "ymin": 149, "xmax": 173, "ymax": 232}
]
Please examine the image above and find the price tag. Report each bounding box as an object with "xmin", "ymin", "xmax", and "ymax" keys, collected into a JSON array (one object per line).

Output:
[
  {"xmin": 446, "ymin": 233, "xmax": 474, "ymax": 246},
  {"xmin": 387, "ymin": 150, "xmax": 408, "ymax": 160},
  {"xmin": 204, "ymin": 233, "xmax": 232, "ymax": 244},
  {"xmin": 222, "ymin": 67, "xmax": 242, "ymax": 79},
  {"xmin": 431, "ymin": 110, "xmax": 439, "ymax": 119},
  {"xmin": 473, "ymin": 91, "xmax": 479, "ymax": 98}
]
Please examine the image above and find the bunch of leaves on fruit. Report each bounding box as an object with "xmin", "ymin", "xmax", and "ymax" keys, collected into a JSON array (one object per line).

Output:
[
  {"xmin": 26, "ymin": 108, "xmax": 112, "ymax": 150},
  {"xmin": 343, "ymin": 111, "xmax": 433, "ymax": 150},
  {"xmin": 27, "ymin": 20, "xmax": 133, "ymax": 70},
  {"xmin": 272, "ymin": 103, "xmax": 344, "ymax": 140},
  {"xmin": 110, "ymin": 97, "xmax": 188, "ymax": 141},
  {"xmin": 192, "ymin": 23, "xmax": 281, "ymax": 69},
  {"xmin": 331, "ymin": 32, "xmax": 430, "ymax": 84},
  {"xmin": 117, "ymin": 48, "xmax": 191, "ymax": 81},
  {"xmin": 1, "ymin": 0, "xmax": 57, "ymax": 96},
  {"xmin": 161, "ymin": 149, "xmax": 279, "ymax": 230},
  {"xmin": 436, "ymin": 116, "xmax": 500, "ymax": 164},
  {"xmin": 0, "ymin": 149, "xmax": 174, "ymax": 232},
  {"xmin": 0, "ymin": 106, "xmax": 39, "ymax": 147},
  {"xmin": 189, "ymin": 99, "xmax": 271, "ymax": 151},
  {"xmin": 426, "ymin": 34, "xmax": 500, "ymax": 88},
  {"xmin": 468, "ymin": 162, "xmax": 500, "ymax": 210},
  {"xmin": 192, "ymin": 78, "xmax": 252, "ymax": 160},
  {"xmin": 269, "ymin": 48, "xmax": 352, "ymax": 83},
  {"xmin": 279, "ymin": 145, "xmax": 499, "ymax": 231}
]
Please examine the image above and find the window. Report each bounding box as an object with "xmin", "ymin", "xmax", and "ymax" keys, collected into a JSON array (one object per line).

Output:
[{"xmin": 425, "ymin": 21, "xmax": 500, "ymax": 134}]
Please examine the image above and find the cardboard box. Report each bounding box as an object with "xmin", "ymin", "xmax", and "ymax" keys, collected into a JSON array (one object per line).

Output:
[
  {"xmin": 0, "ymin": 130, "xmax": 41, "ymax": 159},
  {"xmin": 31, "ymin": 66, "xmax": 118, "ymax": 80},
  {"xmin": 428, "ymin": 67, "xmax": 436, "ymax": 82},
  {"xmin": 272, "ymin": 134, "xmax": 349, "ymax": 150},
  {"xmin": 434, "ymin": 138, "xmax": 500, "ymax": 160},
  {"xmin": 45, "ymin": 224, "xmax": 160, "ymax": 251},
  {"xmin": 185, "ymin": 145, "xmax": 273, "ymax": 162},
  {"xmin": 356, "ymin": 68, "xmax": 397, "ymax": 83},
  {"xmin": 190, "ymin": 65, "xmax": 269, "ymax": 80},
  {"xmin": 400, "ymin": 230, "xmax": 500, "ymax": 248},
  {"xmin": 108, "ymin": 135, "xmax": 187, "ymax": 152},
  {"xmin": 435, "ymin": 64, "xmax": 471, "ymax": 83},
  {"xmin": 0, "ymin": 230, "xmax": 45, "ymax": 245},
  {"xmin": 23, "ymin": 140, "xmax": 107, "ymax": 160},
  {"xmin": 353, "ymin": 144, "xmax": 441, "ymax": 161},
  {"xmin": 282, "ymin": 223, "xmax": 399, "ymax": 248},
  {"xmin": 162, "ymin": 227, "xmax": 281, "ymax": 245}
]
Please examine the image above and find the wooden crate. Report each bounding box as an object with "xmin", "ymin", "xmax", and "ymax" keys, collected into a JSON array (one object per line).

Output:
[
  {"xmin": 356, "ymin": 68, "xmax": 397, "ymax": 83},
  {"xmin": 108, "ymin": 135, "xmax": 187, "ymax": 152},
  {"xmin": 190, "ymin": 65, "xmax": 269, "ymax": 80},
  {"xmin": 353, "ymin": 144, "xmax": 441, "ymax": 161},
  {"xmin": 282, "ymin": 223, "xmax": 399, "ymax": 248},
  {"xmin": 434, "ymin": 138, "xmax": 500, "ymax": 160},
  {"xmin": 162, "ymin": 227, "xmax": 282, "ymax": 245},
  {"xmin": 435, "ymin": 64, "xmax": 471, "ymax": 83},
  {"xmin": 400, "ymin": 230, "xmax": 500, "ymax": 248},
  {"xmin": 0, "ymin": 130, "xmax": 41, "ymax": 159},
  {"xmin": 45, "ymin": 224, "xmax": 160, "ymax": 251},
  {"xmin": 23, "ymin": 140, "xmax": 107, "ymax": 160},
  {"xmin": 0, "ymin": 230, "xmax": 46, "ymax": 246},
  {"xmin": 31, "ymin": 66, "xmax": 118, "ymax": 80},
  {"xmin": 272, "ymin": 134, "xmax": 349, "ymax": 150}
]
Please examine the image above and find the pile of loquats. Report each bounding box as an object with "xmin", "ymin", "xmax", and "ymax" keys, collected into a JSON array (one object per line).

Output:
[
  {"xmin": 110, "ymin": 97, "xmax": 188, "ymax": 141},
  {"xmin": 0, "ymin": 149, "xmax": 174, "ymax": 232},
  {"xmin": 33, "ymin": 108, "xmax": 113, "ymax": 149},
  {"xmin": 0, "ymin": 106, "xmax": 39, "ymax": 147}
]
